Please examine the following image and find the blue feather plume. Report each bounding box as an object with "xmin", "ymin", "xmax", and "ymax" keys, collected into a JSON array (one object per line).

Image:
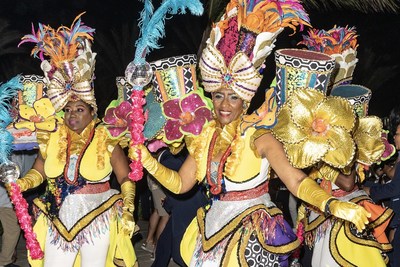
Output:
[
  {"xmin": 0, "ymin": 75, "xmax": 23, "ymax": 163},
  {"xmin": 134, "ymin": 0, "xmax": 204, "ymax": 64},
  {"xmin": 138, "ymin": 0, "xmax": 154, "ymax": 36}
]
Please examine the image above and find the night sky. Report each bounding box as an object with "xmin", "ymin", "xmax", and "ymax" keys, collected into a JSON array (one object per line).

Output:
[{"xmin": 1, "ymin": 0, "xmax": 399, "ymax": 119}]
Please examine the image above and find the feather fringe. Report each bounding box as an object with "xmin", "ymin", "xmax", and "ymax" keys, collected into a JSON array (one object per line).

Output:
[
  {"xmin": 134, "ymin": 0, "xmax": 204, "ymax": 64},
  {"xmin": 0, "ymin": 75, "xmax": 22, "ymax": 164},
  {"xmin": 18, "ymin": 12, "xmax": 95, "ymax": 66},
  {"xmin": 138, "ymin": 0, "xmax": 155, "ymax": 36}
]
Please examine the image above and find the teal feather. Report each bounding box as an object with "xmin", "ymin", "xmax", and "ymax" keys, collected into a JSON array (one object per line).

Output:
[
  {"xmin": 134, "ymin": 0, "xmax": 204, "ymax": 64},
  {"xmin": 0, "ymin": 75, "xmax": 23, "ymax": 163},
  {"xmin": 138, "ymin": 0, "xmax": 154, "ymax": 36}
]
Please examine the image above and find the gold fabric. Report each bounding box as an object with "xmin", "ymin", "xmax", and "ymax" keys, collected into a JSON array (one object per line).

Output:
[
  {"xmin": 16, "ymin": 169, "xmax": 44, "ymax": 192},
  {"xmin": 272, "ymin": 88, "xmax": 356, "ymax": 169},
  {"xmin": 134, "ymin": 144, "xmax": 182, "ymax": 194},
  {"xmin": 41, "ymin": 120, "xmax": 117, "ymax": 182},
  {"xmin": 353, "ymin": 116, "xmax": 385, "ymax": 166},
  {"xmin": 120, "ymin": 181, "xmax": 136, "ymax": 236}
]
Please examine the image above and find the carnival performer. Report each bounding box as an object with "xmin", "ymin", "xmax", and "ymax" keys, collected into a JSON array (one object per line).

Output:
[
  {"xmin": 364, "ymin": 105, "xmax": 400, "ymax": 267},
  {"xmin": 9, "ymin": 14, "xmax": 137, "ymax": 267},
  {"xmin": 292, "ymin": 26, "xmax": 394, "ymax": 267},
  {"xmin": 129, "ymin": 1, "xmax": 372, "ymax": 266}
]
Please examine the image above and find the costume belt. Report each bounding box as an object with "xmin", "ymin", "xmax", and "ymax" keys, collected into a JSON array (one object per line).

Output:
[
  {"xmin": 75, "ymin": 182, "xmax": 111, "ymax": 194},
  {"xmin": 219, "ymin": 181, "xmax": 269, "ymax": 201}
]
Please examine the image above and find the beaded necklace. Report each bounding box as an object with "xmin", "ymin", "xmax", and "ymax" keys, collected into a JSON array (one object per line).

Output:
[{"xmin": 206, "ymin": 130, "xmax": 236, "ymax": 195}]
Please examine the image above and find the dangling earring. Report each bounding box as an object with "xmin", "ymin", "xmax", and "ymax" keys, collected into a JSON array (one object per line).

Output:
[{"xmin": 242, "ymin": 102, "xmax": 249, "ymax": 114}]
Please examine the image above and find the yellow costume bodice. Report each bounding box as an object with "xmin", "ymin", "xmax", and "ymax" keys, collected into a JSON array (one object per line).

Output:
[
  {"xmin": 186, "ymin": 120, "xmax": 270, "ymax": 189},
  {"xmin": 38, "ymin": 120, "xmax": 118, "ymax": 181}
]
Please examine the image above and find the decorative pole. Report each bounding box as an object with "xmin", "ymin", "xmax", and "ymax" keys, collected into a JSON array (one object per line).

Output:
[
  {"xmin": 125, "ymin": 0, "xmax": 204, "ymax": 181},
  {"xmin": 0, "ymin": 76, "xmax": 44, "ymax": 259}
]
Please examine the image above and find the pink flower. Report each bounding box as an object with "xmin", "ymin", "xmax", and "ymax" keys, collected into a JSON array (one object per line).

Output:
[
  {"xmin": 103, "ymin": 100, "xmax": 132, "ymax": 138},
  {"xmin": 162, "ymin": 92, "xmax": 213, "ymax": 143}
]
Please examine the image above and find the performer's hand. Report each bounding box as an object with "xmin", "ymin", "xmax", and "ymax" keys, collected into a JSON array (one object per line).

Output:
[
  {"xmin": 128, "ymin": 143, "xmax": 149, "ymax": 162},
  {"xmin": 120, "ymin": 181, "xmax": 136, "ymax": 237},
  {"xmin": 121, "ymin": 211, "xmax": 136, "ymax": 237},
  {"xmin": 328, "ymin": 200, "xmax": 370, "ymax": 232}
]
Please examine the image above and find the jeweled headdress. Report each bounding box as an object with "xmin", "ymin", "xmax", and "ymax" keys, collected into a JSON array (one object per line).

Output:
[
  {"xmin": 18, "ymin": 13, "xmax": 97, "ymax": 113},
  {"xmin": 199, "ymin": 0, "xmax": 311, "ymax": 102},
  {"xmin": 298, "ymin": 25, "xmax": 359, "ymax": 89}
]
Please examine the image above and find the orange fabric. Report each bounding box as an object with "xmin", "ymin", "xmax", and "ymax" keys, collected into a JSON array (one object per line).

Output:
[{"xmin": 360, "ymin": 200, "xmax": 391, "ymax": 244}]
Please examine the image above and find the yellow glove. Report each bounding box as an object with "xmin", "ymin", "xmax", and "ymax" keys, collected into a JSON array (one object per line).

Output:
[
  {"xmin": 128, "ymin": 144, "xmax": 182, "ymax": 194},
  {"xmin": 120, "ymin": 180, "xmax": 136, "ymax": 237},
  {"xmin": 16, "ymin": 169, "xmax": 44, "ymax": 192},
  {"xmin": 297, "ymin": 177, "xmax": 370, "ymax": 232}
]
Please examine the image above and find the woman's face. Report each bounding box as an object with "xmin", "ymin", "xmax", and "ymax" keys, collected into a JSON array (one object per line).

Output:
[
  {"xmin": 63, "ymin": 100, "xmax": 94, "ymax": 134},
  {"xmin": 394, "ymin": 125, "xmax": 400, "ymax": 150},
  {"xmin": 212, "ymin": 88, "xmax": 244, "ymax": 127}
]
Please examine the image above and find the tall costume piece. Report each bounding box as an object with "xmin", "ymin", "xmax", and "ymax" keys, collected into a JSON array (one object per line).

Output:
[
  {"xmin": 15, "ymin": 13, "xmax": 137, "ymax": 266},
  {"xmin": 124, "ymin": 0, "xmax": 204, "ymax": 182},
  {"xmin": 271, "ymin": 26, "xmax": 393, "ymax": 266}
]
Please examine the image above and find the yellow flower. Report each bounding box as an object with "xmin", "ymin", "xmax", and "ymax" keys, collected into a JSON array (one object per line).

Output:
[
  {"xmin": 272, "ymin": 88, "xmax": 356, "ymax": 169},
  {"xmin": 353, "ymin": 116, "xmax": 385, "ymax": 166},
  {"xmin": 14, "ymin": 98, "xmax": 58, "ymax": 132}
]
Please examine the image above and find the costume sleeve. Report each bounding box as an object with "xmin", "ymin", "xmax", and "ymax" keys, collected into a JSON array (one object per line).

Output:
[{"xmin": 370, "ymin": 164, "xmax": 400, "ymax": 201}]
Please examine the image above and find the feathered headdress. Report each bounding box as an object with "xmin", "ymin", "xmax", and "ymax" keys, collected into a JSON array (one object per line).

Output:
[
  {"xmin": 298, "ymin": 25, "xmax": 359, "ymax": 88},
  {"xmin": 0, "ymin": 75, "xmax": 22, "ymax": 163},
  {"xmin": 18, "ymin": 12, "xmax": 97, "ymax": 113},
  {"xmin": 199, "ymin": 0, "xmax": 311, "ymax": 102}
]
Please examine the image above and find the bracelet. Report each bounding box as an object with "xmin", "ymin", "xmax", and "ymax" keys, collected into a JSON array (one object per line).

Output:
[{"xmin": 324, "ymin": 198, "xmax": 337, "ymax": 216}]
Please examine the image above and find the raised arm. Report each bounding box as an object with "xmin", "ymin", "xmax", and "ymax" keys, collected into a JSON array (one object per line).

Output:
[
  {"xmin": 255, "ymin": 132, "xmax": 370, "ymax": 231},
  {"xmin": 131, "ymin": 144, "xmax": 198, "ymax": 194}
]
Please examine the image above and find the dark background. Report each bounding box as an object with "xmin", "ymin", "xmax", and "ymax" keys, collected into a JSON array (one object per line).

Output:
[{"xmin": 0, "ymin": 0, "xmax": 399, "ymax": 120}]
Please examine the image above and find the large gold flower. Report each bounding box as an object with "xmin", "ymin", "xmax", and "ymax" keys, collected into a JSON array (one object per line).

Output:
[
  {"xmin": 353, "ymin": 116, "xmax": 385, "ymax": 166},
  {"xmin": 272, "ymin": 88, "xmax": 356, "ymax": 169},
  {"xmin": 14, "ymin": 98, "xmax": 58, "ymax": 132}
]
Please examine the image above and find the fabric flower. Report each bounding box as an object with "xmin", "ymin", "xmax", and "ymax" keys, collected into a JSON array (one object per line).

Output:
[
  {"xmin": 353, "ymin": 116, "xmax": 385, "ymax": 166},
  {"xmin": 272, "ymin": 88, "xmax": 356, "ymax": 169},
  {"xmin": 14, "ymin": 98, "xmax": 57, "ymax": 132},
  {"xmin": 103, "ymin": 100, "xmax": 132, "ymax": 138},
  {"xmin": 380, "ymin": 129, "xmax": 396, "ymax": 161},
  {"xmin": 162, "ymin": 91, "xmax": 213, "ymax": 143}
]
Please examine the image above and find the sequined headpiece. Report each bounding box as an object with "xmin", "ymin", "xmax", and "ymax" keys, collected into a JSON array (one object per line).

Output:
[
  {"xmin": 19, "ymin": 13, "xmax": 97, "ymax": 113},
  {"xmin": 199, "ymin": 0, "xmax": 310, "ymax": 102}
]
